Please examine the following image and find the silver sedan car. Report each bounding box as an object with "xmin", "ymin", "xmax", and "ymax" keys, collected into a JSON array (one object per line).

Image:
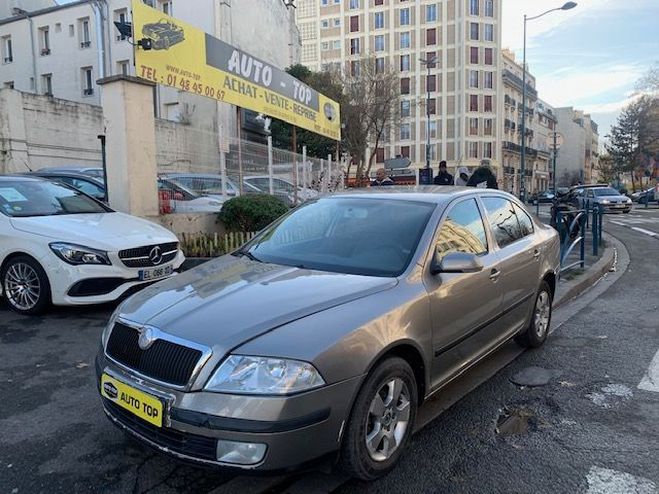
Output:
[{"xmin": 96, "ymin": 187, "xmax": 560, "ymax": 480}]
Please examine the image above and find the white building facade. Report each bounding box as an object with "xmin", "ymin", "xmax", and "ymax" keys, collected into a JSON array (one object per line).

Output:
[{"xmin": 296, "ymin": 0, "xmax": 503, "ymax": 175}]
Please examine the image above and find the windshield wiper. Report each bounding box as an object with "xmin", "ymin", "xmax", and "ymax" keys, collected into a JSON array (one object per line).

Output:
[{"xmin": 233, "ymin": 249, "xmax": 262, "ymax": 263}]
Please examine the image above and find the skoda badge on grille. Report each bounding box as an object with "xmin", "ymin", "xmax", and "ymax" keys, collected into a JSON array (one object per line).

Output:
[
  {"xmin": 138, "ymin": 327, "xmax": 157, "ymax": 350},
  {"xmin": 149, "ymin": 246, "xmax": 163, "ymax": 265}
]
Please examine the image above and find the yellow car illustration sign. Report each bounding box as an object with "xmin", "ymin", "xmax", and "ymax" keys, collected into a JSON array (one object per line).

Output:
[{"xmin": 142, "ymin": 19, "xmax": 185, "ymax": 50}]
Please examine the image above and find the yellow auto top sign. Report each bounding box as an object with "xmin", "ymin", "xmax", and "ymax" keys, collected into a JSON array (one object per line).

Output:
[{"xmin": 132, "ymin": 0, "xmax": 341, "ymax": 141}]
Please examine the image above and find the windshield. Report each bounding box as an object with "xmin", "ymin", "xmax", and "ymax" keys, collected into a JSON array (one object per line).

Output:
[
  {"xmin": 0, "ymin": 180, "xmax": 109, "ymax": 217},
  {"xmin": 241, "ymin": 197, "xmax": 436, "ymax": 277},
  {"xmin": 593, "ymin": 188, "xmax": 620, "ymax": 196}
]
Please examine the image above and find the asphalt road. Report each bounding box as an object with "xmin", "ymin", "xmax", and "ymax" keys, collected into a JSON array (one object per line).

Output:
[{"xmin": 1, "ymin": 207, "xmax": 658, "ymax": 494}]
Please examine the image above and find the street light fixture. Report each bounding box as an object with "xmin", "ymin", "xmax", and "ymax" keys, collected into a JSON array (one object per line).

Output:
[
  {"xmin": 520, "ymin": 1, "xmax": 576, "ymax": 201},
  {"xmin": 420, "ymin": 55, "xmax": 438, "ymax": 179}
]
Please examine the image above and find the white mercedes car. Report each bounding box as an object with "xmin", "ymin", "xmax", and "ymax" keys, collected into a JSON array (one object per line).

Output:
[{"xmin": 0, "ymin": 176, "xmax": 184, "ymax": 315}]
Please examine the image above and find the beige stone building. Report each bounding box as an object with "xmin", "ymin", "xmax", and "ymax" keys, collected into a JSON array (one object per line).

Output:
[
  {"xmin": 296, "ymin": 0, "xmax": 503, "ymax": 175},
  {"xmin": 555, "ymin": 107, "xmax": 600, "ymax": 186}
]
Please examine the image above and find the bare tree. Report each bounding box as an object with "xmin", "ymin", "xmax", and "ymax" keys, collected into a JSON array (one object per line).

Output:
[
  {"xmin": 595, "ymin": 154, "xmax": 618, "ymax": 185},
  {"xmin": 634, "ymin": 62, "xmax": 659, "ymax": 95},
  {"xmin": 341, "ymin": 55, "xmax": 401, "ymax": 182}
]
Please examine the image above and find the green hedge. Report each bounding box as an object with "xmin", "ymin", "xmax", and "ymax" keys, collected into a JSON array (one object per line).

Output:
[{"xmin": 219, "ymin": 194, "xmax": 289, "ymax": 232}]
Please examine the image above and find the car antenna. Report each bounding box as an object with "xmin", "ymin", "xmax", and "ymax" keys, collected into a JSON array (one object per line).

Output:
[{"xmin": 22, "ymin": 159, "xmax": 33, "ymax": 172}]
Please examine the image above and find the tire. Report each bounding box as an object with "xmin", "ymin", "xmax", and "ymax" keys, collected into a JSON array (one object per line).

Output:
[
  {"xmin": 515, "ymin": 281, "xmax": 553, "ymax": 348},
  {"xmin": 1, "ymin": 255, "xmax": 51, "ymax": 315},
  {"xmin": 339, "ymin": 357, "xmax": 417, "ymax": 481}
]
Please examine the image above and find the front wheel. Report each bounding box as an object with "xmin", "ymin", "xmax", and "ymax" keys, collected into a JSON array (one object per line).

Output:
[
  {"xmin": 339, "ymin": 357, "xmax": 418, "ymax": 481},
  {"xmin": 1, "ymin": 256, "xmax": 51, "ymax": 315},
  {"xmin": 515, "ymin": 281, "xmax": 553, "ymax": 348}
]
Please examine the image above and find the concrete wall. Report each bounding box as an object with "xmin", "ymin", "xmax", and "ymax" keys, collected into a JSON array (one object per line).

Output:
[
  {"xmin": 555, "ymin": 107, "xmax": 587, "ymax": 186},
  {"xmin": 0, "ymin": 88, "xmax": 221, "ymax": 173}
]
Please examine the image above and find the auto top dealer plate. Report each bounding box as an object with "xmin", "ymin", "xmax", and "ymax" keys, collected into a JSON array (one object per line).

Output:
[{"xmin": 101, "ymin": 373, "xmax": 164, "ymax": 427}]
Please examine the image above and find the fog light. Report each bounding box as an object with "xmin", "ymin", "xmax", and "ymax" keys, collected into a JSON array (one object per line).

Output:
[{"xmin": 216, "ymin": 439, "xmax": 267, "ymax": 465}]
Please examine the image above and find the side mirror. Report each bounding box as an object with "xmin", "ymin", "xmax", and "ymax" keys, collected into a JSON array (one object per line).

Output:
[{"xmin": 431, "ymin": 251, "xmax": 484, "ymax": 275}]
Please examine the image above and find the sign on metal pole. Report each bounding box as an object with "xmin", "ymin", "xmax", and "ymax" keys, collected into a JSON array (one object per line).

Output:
[{"xmin": 131, "ymin": 0, "xmax": 341, "ymax": 141}]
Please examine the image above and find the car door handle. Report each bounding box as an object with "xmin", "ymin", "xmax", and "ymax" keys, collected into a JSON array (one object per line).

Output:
[
  {"xmin": 489, "ymin": 269, "xmax": 501, "ymax": 281},
  {"xmin": 533, "ymin": 249, "xmax": 540, "ymax": 260}
]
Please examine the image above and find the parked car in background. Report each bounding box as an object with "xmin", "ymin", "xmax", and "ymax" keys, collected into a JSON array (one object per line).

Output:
[
  {"xmin": 28, "ymin": 171, "xmax": 107, "ymax": 201},
  {"xmin": 37, "ymin": 166, "xmax": 105, "ymax": 179},
  {"xmin": 0, "ymin": 176, "xmax": 183, "ymax": 314},
  {"xmin": 157, "ymin": 178, "xmax": 225, "ymax": 213},
  {"xmin": 244, "ymin": 175, "xmax": 319, "ymax": 205},
  {"xmin": 631, "ymin": 186, "xmax": 659, "ymax": 204},
  {"xmin": 567, "ymin": 185, "xmax": 632, "ymax": 213},
  {"xmin": 160, "ymin": 173, "xmax": 262, "ymax": 199},
  {"xmin": 97, "ymin": 188, "xmax": 559, "ymax": 480},
  {"xmin": 528, "ymin": 190, "xmax": 555, "ymax": 204}
]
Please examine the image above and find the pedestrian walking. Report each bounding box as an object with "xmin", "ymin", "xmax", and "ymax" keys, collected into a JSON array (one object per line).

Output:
[
  {"xmin": 433, "ymin": 160, "xmax": 454, "ymax": 185},
  {"xmin": 466, "ymin": 165, "xmax": 498, "ymax": 189},
  {"xmin": 455, "ymin": 167, "xmax": 470, "ymax": 186}
]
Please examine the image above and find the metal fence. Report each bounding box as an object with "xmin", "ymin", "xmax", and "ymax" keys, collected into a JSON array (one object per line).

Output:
[{"xmin": 156, "ymin": 131, "xmax": 345, "ymax": 214}]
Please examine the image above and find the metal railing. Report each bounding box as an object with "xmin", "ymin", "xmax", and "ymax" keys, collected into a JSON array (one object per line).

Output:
[{"xmin": 551, "ymin": 204, "xmax": 604, "ymax": 273}]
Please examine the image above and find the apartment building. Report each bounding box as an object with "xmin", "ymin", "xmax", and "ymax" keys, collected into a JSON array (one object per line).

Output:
[
  {"xmin": 554, "ymin": 107, "xmax": 600, "ymax": 186},
  {"xmin": 296, "ymin": 0, "xmax": 503, "ymax": 173},
  {"xmin": 0, "ymin": 0, "xmax": 300, "ymax": 130},
  {"xmin": 532, "ymin": 98, "xmax": 557, "ymax": 191}
]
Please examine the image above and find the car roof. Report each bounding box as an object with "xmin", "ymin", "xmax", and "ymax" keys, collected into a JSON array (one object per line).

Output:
[
  {"xmin": 29, "ymin": 171, "xmax": 103, "ymax": 181},
  {"xmin": 0, "ymin": 175, "xmax": 45, "ymax": 182},
  {"xmin": 569, "ymin": 184, "xmax": 611, "ymax": 190},
  {"xmin": 330, "ymin": 186, "xmax": 514, "ymax": 205}
]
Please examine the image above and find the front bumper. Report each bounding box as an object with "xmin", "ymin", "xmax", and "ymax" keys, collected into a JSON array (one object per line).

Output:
[
  {"xmin": 96, "ymin": 351, "xmax": 363, "ymax": 471},
  {"xmin": 49, "ymin": 251, "xmax": 185, "ymax": 306},
  {"xmin": 600, "ymin": 203, "xmax": 632, "ymax": 213}
]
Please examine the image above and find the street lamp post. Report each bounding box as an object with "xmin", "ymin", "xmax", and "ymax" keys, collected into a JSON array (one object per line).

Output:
[
  {"xmin": 520, "ymin": 1, "xmax": 576, "ymax": 201},
  {"xmin": 420, "ymin": 55, "xmax": 438, "ymax": 177}
]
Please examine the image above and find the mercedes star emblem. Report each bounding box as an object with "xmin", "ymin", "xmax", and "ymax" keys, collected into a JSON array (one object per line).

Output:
[{"xmin": 149, "ymin": 246, "xmax": 163, "ymax": 265}]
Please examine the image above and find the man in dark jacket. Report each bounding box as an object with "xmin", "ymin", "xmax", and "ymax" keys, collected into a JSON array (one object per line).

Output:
[
  {"xmin": 466, "ymin": 165, "xmax": 498, "ymax": 189},
  {"xmin": 433, "ymin": 161, "xmax": 454, "ymax": 185}
]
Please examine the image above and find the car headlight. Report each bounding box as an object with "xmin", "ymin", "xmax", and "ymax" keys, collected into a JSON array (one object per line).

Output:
[
  {"xmin": 50, "ymin": 242, "xmax": 111, "ymax": 265},
  {"xmin": 101, "ymin": 309, "xmax": 120, "ymax": 349},
  {"xmin": 625, "ymin": 198, "xmax": 632, "ymax": 203},
  {"xmin": 599, "ymin": 199, "xmax": 610, "ymax": 204},
  {"xmin": 205, "ymin": 355, "xmax": 325, "ymax": 395}
]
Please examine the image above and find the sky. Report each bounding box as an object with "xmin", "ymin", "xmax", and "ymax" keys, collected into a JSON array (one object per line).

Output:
[{"xmin": 502, "ymin": 0, "xmax": 659, "ymax": 141}]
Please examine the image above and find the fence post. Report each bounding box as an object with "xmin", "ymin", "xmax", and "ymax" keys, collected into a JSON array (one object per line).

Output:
[
  {"xmin": 592, "ymin": 208, "xmax": 598, "ymax": 257},
  {"xmin": 598, "ymin": 204, "xmax": 603, "ymax": 246},
  {"xmin": 327, "ymin": 153, "xmax": 332, "ymax": 192},
  {"xmin": 267, "ymin": 135, "xmax": 274, "ymax": 195},
  {"xmin": 580, "ymin": 213, "xmax": 586, "ymax": 268},
  {"xmin": 302, "ymin": 146, "xmax": 307, "ymax": 190},
  {"xmin": 320, "ymin": 159, "xmax": 325, "ymax": 193}
]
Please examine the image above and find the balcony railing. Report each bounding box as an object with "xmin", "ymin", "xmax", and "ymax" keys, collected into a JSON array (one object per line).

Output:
[{"xmin": 503, "ymin": 69, "xmax": 538, "ymax": 98}]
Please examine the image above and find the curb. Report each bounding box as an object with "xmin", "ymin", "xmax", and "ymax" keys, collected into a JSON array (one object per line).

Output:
[{"xmin": 554, "ymin": 232, "xmax": 616, "ymax": 309}]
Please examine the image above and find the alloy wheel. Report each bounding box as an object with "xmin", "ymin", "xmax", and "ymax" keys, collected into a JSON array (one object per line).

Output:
[
  {"xmin": 4, "ymin": 262, "xmax": 41, "ymax": 311},
  {"xmin": 534, "ymin": 291, "xmax": 551, "ymax": 338},
  {"xmin": 365, "ymin": 378, "xmax": 411, "ymax": 462}
]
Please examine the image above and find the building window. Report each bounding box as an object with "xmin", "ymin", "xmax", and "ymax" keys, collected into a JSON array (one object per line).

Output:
[
  {"xmin": 39, "ymin": 27, "xmax": 50, "ymax": 55},
  {"xmin": 426, "ymin": 4, "xmax": 437, "ymax": 22},
  {"xmin": 484, "ymin": 118, "xmax": 493, "ymax": 135},
  {"xmin": 400, "ymin": 146, "xmax": 410, "ymax": 158},
  {"xmin": 375, "ymin": 57, "xmax": 385, "ymax": 73},
  {"xmin": 400, "ymin": 123, "xmax": 411, "ymax": 140},
  {"xmin": 321, "ymin": 41, "xmax": 329, "ymax": 51},
  {"xmin": 469, "ymin": 70, "xmax": 479, "ymax": 88},
  {"xmin": 484, "ymin": 71, "xmax": 493, "ymax": 89},
  {"xmin": 400, "ymin": 54, "xmax": 410, "ymax": 71},
  {"xmin": 350, "ymin": 38, "xmax": 360, "ymax": 55},
  {"xmin": 484, "ymin": 48, "xmax": 493, "ymax": 65},
  {"xmin": 375, "ymin": 35, "xmax": 385, "ymax": 52},
  {"xmin": 321, "ymin": 19, "xmax": 329, "ymax": 28},
  {"xmin": 117, "ymin": 60, "xmax": 130, "ymax": 76},
  {"xmin": 321, "ymin": 0, "xmax": 328, "ymax": 5},
  {"xmin": 82, "ymin": 67, "xmax": 94, "ymax": 96},
  {"xmin": 426, "ymin": 51, "xmax": 437, "ymax": 68},
  {"xmin": 470, "ymin": 22, "xmax": 479, "ymax": 40},
  {"xmin": 374, "ymin": 11, "xmax": 384, "ymax": 29},
  {"xmin": 468, "ymin": 141, "xmax": 479, "ymax": 159},
  {"xmin": 159, "ymin": 0, "xmax": 172, "ymax": 15},
  {"xmin": 375, "ymin": 0, "xmax": 384, "ymax": 5},
  {"xmin": 79, "ymin": 18, "xmax": 91, "ymax": 48},
  {"xmin": 114, "ymin": 9, "xmax": 128, "ymax": 40},
  {"xmin": 333, "ymin": 40, "xmax": 341, "ymax": 49},
  {"xmin": 427, "ymin": 74, "xmax": 436, "ymax": 92},
  {"xmin": 429, "ymin": 121, "xmax": 437, "ymax": 139},
  {"xmin": 350, "ymin": 61, "xmax": 360, "ymax": 77},
  {"xmin": 470, "ymin": 94, "xmax": 479, "ymax": 112},
  {"xmin": 350, "ymin": 0, "xmax": 359, "ymax": 9},
  {"xmin": 470, "ymin": 46, "xmax": 479, "ymax": 64},
  {"xmin": 42, "ymin": 74, "xmax": 53, "ymax": 95},
  {"xmin": 400, "ymin": 8, "xmax": 410, "ymax": 26},
  {"xmin": 470, "ymin": 0, "xmax": 479, "ymax": 15},
  {"xmin": 334, "ymin": 18, "xmax": 341, "ymax": 27},
  {"xmin": 469, "ymin": 117, "xmax": 479, "ymax": 135},
  {"xmin": 2, "ymin": 36, "xmax": 13, "ymax": 63},
  {"xmin": 483, "ymin": 142, "xmax": 493, "ymax": 158},
  {"xmin": 485, "ymin": 0, "xmax": 494, "ymax": 17},
  {"xmin": 484, "ymin": 95, "xmax": 493, "ymax": 112},
  {"xmin": 350, "ymin": 15, "xmax": 359, "ymax": 32},
  {"xmin": 3, "ymin": 81, "xmax": 14, "ymax": 89},
  {"xmin": 426, "ymin": 28, "xmax": 436, "ymax": 45},
  {"xmin": 400, "ymin": 32, "xmax": 410, "ymax": 49},
  {"xmin": 376, "ymin": 148, "xmax": 385, "ymax": 163},
  {"xmin": 428, "ymin": 98, "xmax": 436, "ymax": 115},
  {"xmin": 69, "ymin": 24, "xmax": 75, "ymax": 37},
  {"xmin": 484, "ymin": 24, "xmax": 494, "ymax": 41},
  {"xmin": 401, "ymin": 100, "xmax": 411, "ymax": 117},
  {"xmin": 401, "ymin": 77, "xmax": 410, "ymax": 94}
]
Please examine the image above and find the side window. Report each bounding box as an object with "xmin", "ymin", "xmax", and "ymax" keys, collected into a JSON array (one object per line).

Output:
[
  {"xmin": 513, "ymin": 203, "xmax": 534, "ymax": 237},
  {"xmin": 587, "ymin": 189, "xmax": 594, "ymax": 198},
  {"xmin": 435, "ymin": 198, "xmax": 488, "ymax": 259},
  {"xmin": 482, "ymin": 197, "xmax": 523, "ymax": 248},
  {"xmin": 72, "ymin": 178, "xmax": 103, "ymax": 197}
]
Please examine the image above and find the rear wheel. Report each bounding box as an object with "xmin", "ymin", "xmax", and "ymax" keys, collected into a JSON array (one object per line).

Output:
[
  {"xmin": 515, "ymin": 281, "xmax": 552, "ymax": 348},
  {"xmin": 339, "ymin": 357, "xmax": 417, "ymax": 481},
  {"xmin": 1, "ymin": 256, "xmax": 51, "ymax": 315}
]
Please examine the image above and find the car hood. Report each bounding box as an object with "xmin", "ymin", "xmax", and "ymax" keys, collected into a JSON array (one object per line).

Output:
[
  {"xmin": 117, "ymin": 256, "xmax": 397, "ymax": 356},
  {"xmin": 10, "ymin": 212, "xmax": 177, "ymax": 250},
  {"xmin": 594, "ymin": 195, "xmax": 628, "ymax": 202}
]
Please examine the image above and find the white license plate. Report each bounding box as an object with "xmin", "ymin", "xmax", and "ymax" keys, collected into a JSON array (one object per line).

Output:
[{"xmin": 139, "ymin": 264, "xmax": 173, "ymax": 281}]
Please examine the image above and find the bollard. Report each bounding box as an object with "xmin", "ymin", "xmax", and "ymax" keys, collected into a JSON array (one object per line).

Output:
[
  {"xmin": 592, "ymin": 208, "xmax": 598, "ymax": 257},
  {"xmin": 579, "ymin": 213, "xmax": 586, "ymax": 268}
]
